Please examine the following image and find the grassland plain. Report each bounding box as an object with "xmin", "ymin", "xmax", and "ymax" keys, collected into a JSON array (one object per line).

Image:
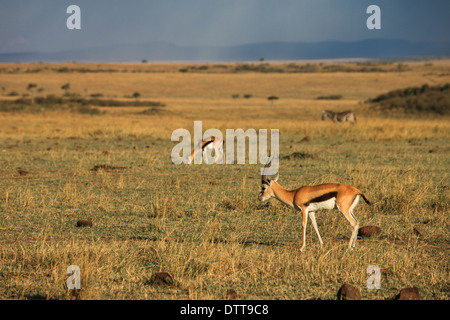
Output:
[{"xmin": 0, "ymin": 60, "xmax": 449, "ymax": 300}]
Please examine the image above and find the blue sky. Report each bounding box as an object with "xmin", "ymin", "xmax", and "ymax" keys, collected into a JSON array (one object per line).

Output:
[{"xmin": 1, "ymin": 0, "xmax": 449, "ymax": 53}]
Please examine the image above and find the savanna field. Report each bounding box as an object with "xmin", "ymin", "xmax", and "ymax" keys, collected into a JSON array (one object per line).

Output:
[{"xmin": 0, "ymin": 60, "xmax": 449, "ymax": 300}]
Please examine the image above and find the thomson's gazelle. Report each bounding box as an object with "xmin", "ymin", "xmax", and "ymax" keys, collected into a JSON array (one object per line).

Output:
[
  {"xmin": 188, "ymin": 136, "xmax": 223, "ymax": 164},
  {"xmin": 258, "ymin": 163, "xmax": 370, "ymax": 250}
]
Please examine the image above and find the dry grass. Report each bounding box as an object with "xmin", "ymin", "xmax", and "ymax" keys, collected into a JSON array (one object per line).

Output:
[{"xmin": 0, "ymin": 60, "xmax": 449, "ymax": 300}]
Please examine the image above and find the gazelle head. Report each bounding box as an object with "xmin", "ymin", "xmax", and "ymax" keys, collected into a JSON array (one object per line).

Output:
[{"xmin": 258, "ymin": 161, "xmax": 279, "ymax": 202}]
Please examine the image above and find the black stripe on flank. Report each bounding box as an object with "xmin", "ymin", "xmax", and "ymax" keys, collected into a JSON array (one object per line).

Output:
[
  {"xmin": 303, "ymin": 192, "xmax": 338, "ymax": 206},
  {"xmin": 201, "ymin": 140, "xmax": 214, "ymax": 150}
]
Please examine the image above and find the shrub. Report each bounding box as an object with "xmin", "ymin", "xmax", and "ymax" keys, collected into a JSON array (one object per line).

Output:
[
  {"xmin": 316, "ymin": 94, "xmax": 343, "ymax": 100},
  {"xmin": 13, "ymin": 95, "xmax": 165, "ymax": 108},
  {"xmin": 72, "ymin": 105, "xmax": 102, "ymax": 115},
  {"xmin": 282, "ymin": 152, "xmax": 314, "ymax": 160},
  {"xmin": 132, "ymin": 92, "xmax": 141, "ymax": 99}
]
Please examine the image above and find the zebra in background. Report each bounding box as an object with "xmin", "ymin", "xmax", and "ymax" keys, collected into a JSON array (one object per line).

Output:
[{"xmin": 321, "ymin": 110, "xmax": 356, "ymax": 124}]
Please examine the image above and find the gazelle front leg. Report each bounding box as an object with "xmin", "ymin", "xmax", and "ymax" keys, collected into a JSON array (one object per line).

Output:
[
  {"xmin": 214, "ymin": 143, "xmax": 223, "ymax": 163},
  {"xmin": 300, "ymin": 209, "xmax": 308, "ymax": 251},
  {"xmin": 203, "ymin": 149, "xmax": 209, "ymax": 164}
]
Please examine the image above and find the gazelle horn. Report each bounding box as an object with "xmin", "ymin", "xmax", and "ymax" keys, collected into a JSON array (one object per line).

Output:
[{"xmin": 261, "ymin": 160, "xmax": 271, "ymax": 183}]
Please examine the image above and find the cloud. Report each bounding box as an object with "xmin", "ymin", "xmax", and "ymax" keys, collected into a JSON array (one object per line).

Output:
[{"xmin": 0, "ymin": 0, "xmax": 450, "ymax": 53}]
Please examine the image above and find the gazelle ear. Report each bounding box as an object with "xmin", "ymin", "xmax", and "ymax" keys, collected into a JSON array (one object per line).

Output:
[{"xmin": 273, "ymin": 174, "xmax": 279, "ymax": 182}]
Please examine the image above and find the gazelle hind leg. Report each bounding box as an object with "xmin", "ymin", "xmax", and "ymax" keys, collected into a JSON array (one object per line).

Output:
[
  {"xmin": 348, "ymin": 207, "xmax": 360, "ymax": 248},
  {"xmin": 337, "ymin": 204, "xmax": 359, "ymax": 250},
  {"xmin": 308, "ymin": 211, "xmax": 323, "ymax": 247},
  {"xmin": 349, "ymin": 213, "xmax": 359, "ymax": 249},
  {"xmin": 348, "ymin": 196, "xmax": 360, "ymax": 248}
]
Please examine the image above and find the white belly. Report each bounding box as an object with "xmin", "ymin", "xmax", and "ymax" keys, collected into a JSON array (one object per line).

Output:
[{"xmin": 307, "ymin": 198, "xmax": 337, "ymax": 211}]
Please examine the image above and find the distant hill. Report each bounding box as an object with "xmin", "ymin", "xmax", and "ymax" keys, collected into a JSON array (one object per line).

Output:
[{"xmin": 1, "ymin": 39, "xmax": 450, "ymax": 62}]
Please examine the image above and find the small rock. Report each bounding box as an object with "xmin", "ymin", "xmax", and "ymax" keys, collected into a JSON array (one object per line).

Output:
[
  {"xmin": 300, "ymin": 136, "xmax": 310, "ymax": 142},
  {"xmin": 90, "ymin": 165, "xmax": 126, "ymax": 172},
  {"xmin": 358, "ymin": 226, "xmax": 381, "ymax": 238},
  {"xmin": 148, "ymin": 272, "xmax": 174, "ymax": 286},
  {"xmin": 395, "ymin": 287, "xmax": 420, "ymax": 300},
  {"xmin": 337, "ymin": 284, "xmax": 362, "ymax": 300},
  {"xmin": 413, "ymin": 227, "xmax": 428, "ymax": 237},
  {"xmin": 224, "ymin": 289, "xmax": 238, "ymax": 300},
  {"xmin": 76, "ymin": 220, "xmax": 93, "ymax": 227},
  {"xmin": 17, "ymin": 169, "xmax": 29, "ymax": 176}
]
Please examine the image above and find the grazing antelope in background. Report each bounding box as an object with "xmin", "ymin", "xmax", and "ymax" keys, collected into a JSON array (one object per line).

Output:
[
  {"xmin": 322, "ymin": 110, "xmax": 356, "ymax": 124},
  {"xmin": 258, "ymin": 162, "xmax": 370, "ymax": 251},
  {"xmin": 187, "ymin": 136, "xmax": 223, "ymax": 164}
]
